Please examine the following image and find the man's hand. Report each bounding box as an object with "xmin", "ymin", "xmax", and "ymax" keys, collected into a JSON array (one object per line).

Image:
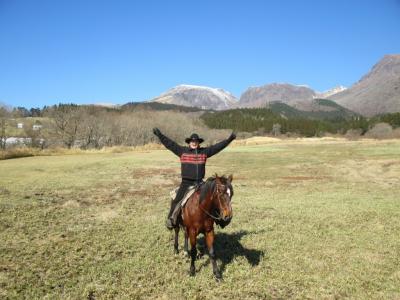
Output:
[
  {"xmin": 153, "ymin": 128, "xmax": 161, "ymax": 136},
  {"xmin": 229, "ymin": 132, "xmax": 236, "ymax": 140}
]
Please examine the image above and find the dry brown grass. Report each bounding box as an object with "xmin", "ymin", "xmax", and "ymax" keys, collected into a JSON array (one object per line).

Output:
[
  {"xmin": 3, "ymin": 137, "xmax": 400, "ymax": 161},
  {"xmin": 0, "ymin": 147, "xmax": 37, "ymax": 160},
  {"xmin": 1, "ymin": 139, "xmax": 400, "ymax": 298},
  {"xmin": 0, "ymin": 144, "xmax": 166, "ymax": 160}
]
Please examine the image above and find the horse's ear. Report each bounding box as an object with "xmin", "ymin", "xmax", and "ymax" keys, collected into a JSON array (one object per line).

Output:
[
  {"xmin": 228, "ymin": 174, "xmax": 233, "ymax": 182},
  {"xmin": 215, "ymin": 173, "xmax": 221, "ymax": 183}
]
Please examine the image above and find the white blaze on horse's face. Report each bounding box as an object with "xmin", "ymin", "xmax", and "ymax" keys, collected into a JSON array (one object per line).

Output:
[{"xmin": 216, "ymin": 182, "xmax": 233, "ymax": 220}]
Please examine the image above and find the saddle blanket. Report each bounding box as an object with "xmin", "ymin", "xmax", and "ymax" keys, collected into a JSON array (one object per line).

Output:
[{"xmin": 169, "ymin": 185, "xmax": 197, "ymax": 207}]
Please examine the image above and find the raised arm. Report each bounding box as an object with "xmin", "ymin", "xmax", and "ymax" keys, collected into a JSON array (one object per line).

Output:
[
  {"xmin": 153, "ymin": 128, "xmax": 183, "ymax": 157},
  {"xmin": 205, "ymin": 132, "xmax": 236, "ymax": 158}
]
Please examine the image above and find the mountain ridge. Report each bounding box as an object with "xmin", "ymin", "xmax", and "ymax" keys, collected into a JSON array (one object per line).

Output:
[
  {"xmin": 150, "ymin": 84, "xmax": 238, "ymax": 110},
  {"xmin": 147, "ymin": 54, "xmax": 400, "ymax": 116}
]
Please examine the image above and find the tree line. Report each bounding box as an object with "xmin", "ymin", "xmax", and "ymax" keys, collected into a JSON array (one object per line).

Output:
[
  {"xmin": 0, "ymin": 104, "xmax": 230, "ymax": 150},
  {"xmin": 201, "ymin": 108, "xmax": 400, "ymax": 137}
]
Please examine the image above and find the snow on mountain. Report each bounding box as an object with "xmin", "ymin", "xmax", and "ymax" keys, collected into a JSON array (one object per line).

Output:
[
  {"xmin": 150, "ymin": 84, "xmax": 238, "ymax": 110},
  {"xmin": 316, "ymin": 86, "xmax": 347, "ymax": 99}
]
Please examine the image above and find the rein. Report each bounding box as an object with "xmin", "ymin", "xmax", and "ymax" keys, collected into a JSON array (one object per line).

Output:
[{"xmin": 200, "ymin": 206, "xmax": 222, "ymax": 220}]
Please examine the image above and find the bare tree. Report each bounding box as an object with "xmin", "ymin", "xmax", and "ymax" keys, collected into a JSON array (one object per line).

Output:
[
  {"xmin": 0, "ymin": 106, "xmax": 10, "ymax": 149},
  {"xmin": 345, "ymin": 128, "xmax": 363, "ymax": 140},
  {"xmin": 24, "ymin": 126, "xmax": 43, "ymax": 148},
  {"xmin": 78, "ymin": 108, "xmax": 107, "ymax": 149},
  {"xmin": 47, "ymin": 105, "xmax": 84, "ymax": 148},
  {"xmin": 272, "ymin": 123, "xmax": 281, "ymax": 136}
]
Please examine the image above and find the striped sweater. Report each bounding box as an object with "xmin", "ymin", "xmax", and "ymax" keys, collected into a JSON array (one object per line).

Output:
[{"xmin": 154, "ymin": 132, "xmax": 235, "ymax": 182}]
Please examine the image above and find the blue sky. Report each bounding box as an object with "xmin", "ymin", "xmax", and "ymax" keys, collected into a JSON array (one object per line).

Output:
[{"xmin": 1, "ymin": 0, "xmax": 400, "ymax": 108}]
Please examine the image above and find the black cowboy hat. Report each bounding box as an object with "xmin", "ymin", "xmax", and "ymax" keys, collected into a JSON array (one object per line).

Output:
[{"xmin": 185, "ymin": 133, "xmax": 204, "ymax": 144}]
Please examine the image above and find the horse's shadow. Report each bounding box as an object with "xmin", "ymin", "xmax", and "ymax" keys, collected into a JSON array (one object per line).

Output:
[{"xmin": 197, "ymin": 230, "xmax": 265, "ymax": 273}]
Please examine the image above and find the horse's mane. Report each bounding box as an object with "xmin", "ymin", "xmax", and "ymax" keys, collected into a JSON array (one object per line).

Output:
[{"xmin": 199, "ymin": 174, "xmax": 233, "ymax": 203}]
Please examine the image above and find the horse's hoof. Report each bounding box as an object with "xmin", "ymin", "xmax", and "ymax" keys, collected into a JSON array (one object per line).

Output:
[
  {"xmin": 189, "ymin": 267, "xmax": 195, "ymax": 276},
  {"xmin": 214, "ymin": 271, "xmax": 222, "ymax": 281},
  {"xmin": 174, "ymin": 248, "xmax": 179, "ymax": 255}
]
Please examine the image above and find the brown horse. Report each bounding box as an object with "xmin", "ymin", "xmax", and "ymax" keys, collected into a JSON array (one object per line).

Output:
[{"xmin": 173, "ymin": 174, "xmax": 234, "ymax": 279}]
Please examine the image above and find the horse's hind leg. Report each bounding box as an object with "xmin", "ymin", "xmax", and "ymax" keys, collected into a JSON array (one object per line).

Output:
[
  {"xmin": 188, "ymin": 229, "xmax": 197, "ymax": 276},
  {"xmin": 174, "ymin": 227, "xmax": 179, "ymax": 254},
  {"xmin": 205, "ymin": 229, "xmax": 222, "ymax": 280}
]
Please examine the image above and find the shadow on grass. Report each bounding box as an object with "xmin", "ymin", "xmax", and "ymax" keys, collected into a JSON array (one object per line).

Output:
[{"xmin": 197, "ymin": 230, "xmax": 265, "ymax": 273}]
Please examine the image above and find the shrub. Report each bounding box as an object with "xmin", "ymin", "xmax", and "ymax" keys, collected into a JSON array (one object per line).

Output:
[
  {"xmin": 0, "ymin": 147, "xmax": 36, "ymax": 160},
  {"xmin": 365, "ymin": 123, "xmax": 393, "ymax": 139},
  {"xmin": 345, "ymin": 128, "xmax": 363, "ymax": 140}
]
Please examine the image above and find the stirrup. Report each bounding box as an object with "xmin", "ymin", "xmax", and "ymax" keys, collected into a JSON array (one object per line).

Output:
[{"xmin": 165, "ymin": 218, "xmax": 174, "ymax": 230}]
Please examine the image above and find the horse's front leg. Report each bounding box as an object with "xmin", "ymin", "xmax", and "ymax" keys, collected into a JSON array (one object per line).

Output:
[
  {"xmin": 205, "ymin": 229, "xmax": 222, "ymax": 280},
  {"xmin": 184, "ymin": 229, "xmax": 189, "ymax": 257},
  {"xmin": 174, "ymin": 226, "xmax": 179, "ymax": 254},
  {"xmin": 188, "ymin": 228, "xmax": 197, "ymax": 276}
]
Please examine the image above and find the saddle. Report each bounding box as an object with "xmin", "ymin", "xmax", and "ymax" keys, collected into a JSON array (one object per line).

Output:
[{"xmin": 170, "ymin": 182, "xmax": 203, "ymax": 223}]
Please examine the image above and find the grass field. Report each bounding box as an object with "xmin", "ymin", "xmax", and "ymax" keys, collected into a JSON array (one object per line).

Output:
[{"xmin": 1, "ymin": 139, "xmax": 400, "ymax": 299}]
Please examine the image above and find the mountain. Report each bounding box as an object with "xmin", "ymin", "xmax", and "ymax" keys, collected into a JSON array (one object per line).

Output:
[
  {"xmin": 148, "ymin": 55, "xmax": 400, "ymax": 116},
  {"xmin": 328, "ymin": 55, "xmax": 400, "ymax": 116},
  {"xmin": 239, "ymin": 83, "xmax": 316, "ymax": 108},
  {"xmin": 150, "ymin": 84, "xmax": 238, "ymax": 110},
  {"xmin": 148, "ymin": 83, "xmax": 349, "ymax": 113}
]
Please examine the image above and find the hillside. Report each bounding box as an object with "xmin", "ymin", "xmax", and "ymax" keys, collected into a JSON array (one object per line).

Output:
[
  {"xmin": 120, "ymin": 101, "xmax": 207, "ymax": 112},
  {"xmin": 268, "ymin": 99, "xmax": 358, "ymax": 120},
  {"xmin": 200, "ymin": 106, "xmax": 363, "ymax": 137}
]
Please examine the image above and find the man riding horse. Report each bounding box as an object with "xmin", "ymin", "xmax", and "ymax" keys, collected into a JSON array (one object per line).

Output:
[{"xmin": 153, "ymin": 128, "xmax": 236, "ymax": 229}]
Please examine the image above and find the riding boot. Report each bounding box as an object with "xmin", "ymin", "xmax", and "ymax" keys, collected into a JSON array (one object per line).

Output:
[
  {"xmin": 165, "ymin": 197, "xmax": 181, "ymax": 229},
  {"xmin": 167, "ymin": 201, "xmax": 175, "ymax": 229},
  {"xmin": 165, "ymin": 218, "xmax": 174, "ymax": 230},
  {"xmin": 165, "ymin": 203, "xmax": 176, "ymax": 229},
  {"xmin": 171, "ymin": 204, "xmax": 182, "ymax": 226}
]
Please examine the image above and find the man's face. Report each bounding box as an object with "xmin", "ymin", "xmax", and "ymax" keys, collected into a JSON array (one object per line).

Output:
[{"xmin": 189, "ymin": 140, "xmax": 199, "ymax": 149}]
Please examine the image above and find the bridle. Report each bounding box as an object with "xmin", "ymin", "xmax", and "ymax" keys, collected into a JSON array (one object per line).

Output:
[{"xmin": 200, "ymin": 182, "xmax": 231, "ymax": 221}]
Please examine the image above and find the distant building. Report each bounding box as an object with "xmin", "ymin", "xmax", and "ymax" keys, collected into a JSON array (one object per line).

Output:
[
  {"xmin": 17, "ymin": 123, "xmax": 24, "ymax": 129},
  {"xmin": 5, "ymin": 137, "xmax": 30, "ymax": 145},
  {"xmin": 32, "ymin": 124, "xmax": 42, "ymax": 130}
]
